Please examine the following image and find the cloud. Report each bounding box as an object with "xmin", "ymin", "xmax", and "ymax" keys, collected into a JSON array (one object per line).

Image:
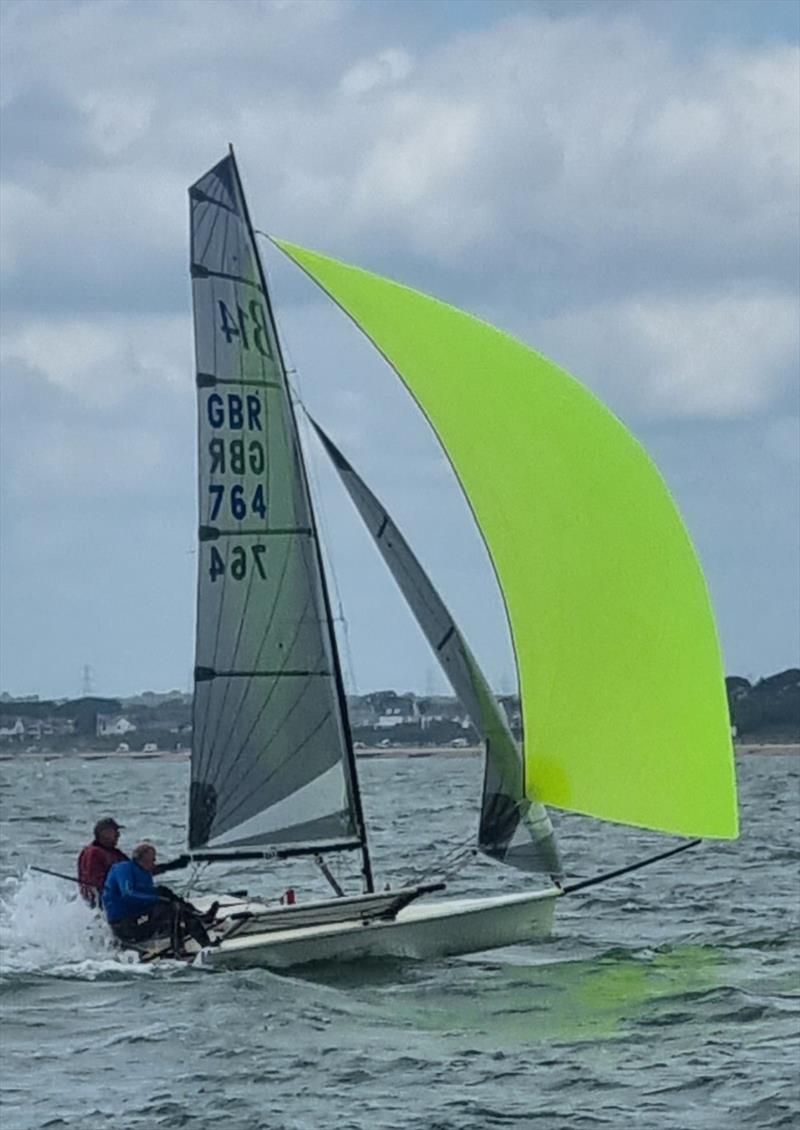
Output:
[
  {"xmin": 340, "ymin": 48, "xmax": 414, "ymax": 97},
  {"xmin": 0, "ymin": 315, "xmax": 194, "ymax": 506},
  {"xmin": 2, "ymin": 3, "xmax": 797, "ymax": 312},
  {"xmin": 2, "ymin": 314, "xmax": 190, "ymax": 405},
  {"xmin": 525, "ymin": 289, "xmax": 799, "ymax": 422},
  {"xmin": 309, "ymin": 15, "xmax": 799, "ymax": 296},
  {"xmin": 625, "ymin": 292, "xmax": 799, "ymax": 419},
  {"xmin": 0, "ymin": 0, "xmax": 797, "ymax": 695}
]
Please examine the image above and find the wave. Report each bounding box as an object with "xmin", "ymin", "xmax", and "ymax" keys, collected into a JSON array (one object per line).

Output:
[{"xmin": 0, "ymin": 869, "xmax": 170, "ymax": 980}]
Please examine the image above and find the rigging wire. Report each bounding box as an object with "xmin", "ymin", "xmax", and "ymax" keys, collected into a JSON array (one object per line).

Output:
[
  {"xmin": 409, "ymin": 846, "xmax": 477, "ymax": 888},
  {"xmin": 296, "ymin": 401, "xmax": 360, "ymax": 695},
  {"xmin": 182, "ymin": 860, "xmax": 209, "ymax": 898},
  {"xmin": 401, "ymin": 831, "xmax": 478, "ymax": 887},
  {"xmin": 255, "ymin": 230, "xmax": 359, "ymax": 696}
]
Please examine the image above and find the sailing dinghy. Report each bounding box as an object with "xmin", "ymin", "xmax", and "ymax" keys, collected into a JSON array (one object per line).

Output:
[{"xmin": 148, "ymin": 149, "xmax": 738, "ymax": 969}]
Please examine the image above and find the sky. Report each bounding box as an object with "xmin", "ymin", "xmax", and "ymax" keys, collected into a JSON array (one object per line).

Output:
[{"xmin": 0, "ymin": 0, "xmax": 798, "ymax": 701}]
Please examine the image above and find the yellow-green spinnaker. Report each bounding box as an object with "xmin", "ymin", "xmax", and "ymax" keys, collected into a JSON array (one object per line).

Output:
[{"xmin": 276, "ymin": 239, "xmax": 738, "ymax": 839}]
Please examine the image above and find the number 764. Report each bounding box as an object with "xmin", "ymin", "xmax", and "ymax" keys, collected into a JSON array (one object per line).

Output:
[{"xmin": 208, "ymin": 545, "xmax": 266, "ymax": 582}]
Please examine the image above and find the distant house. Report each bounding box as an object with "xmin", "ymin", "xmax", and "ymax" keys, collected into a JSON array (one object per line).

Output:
[
  {"xmin": 418, "ymin": 697, "xmax": 472, "ymax": 730},
  {"xmin": 0, "ymin": 714, "xmax": 73, "ymax": 742},
  {"xmin": 348, "ymin": 698, "xmax": 380, "ymax": 727},
  {"xmin": 375, "ymin": 696, "xmax": 420, "ymax": 729},
  {"xmin": 96, "ymin": 715, "xmax": 137, "ymax": 737}
]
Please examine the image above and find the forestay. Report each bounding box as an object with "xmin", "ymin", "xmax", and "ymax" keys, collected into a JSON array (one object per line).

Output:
[
  {"xmin": 188, "ymin": 155, "xmax": 365, "ymax": 855},
  {"xmin": 310, "ymin": 419, "xmax": 562, "ymax": 877}
]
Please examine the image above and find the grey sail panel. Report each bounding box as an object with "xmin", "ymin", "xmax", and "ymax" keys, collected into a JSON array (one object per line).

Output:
[
  {"xmin": 189, "ymin": 155, "xmax": 363, "ymax": 853},
  {"xmin": 311, "ymin": 420, "xmax": 561, "ymax": 876}
]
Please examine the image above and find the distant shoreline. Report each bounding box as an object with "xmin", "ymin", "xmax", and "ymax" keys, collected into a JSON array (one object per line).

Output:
[
  {"xmin": 734, "ymin": 742, "xmax": 799, "ymax": 756},
  {"xmin": 0, "ymin": 742, "xmax": 797, "ymax": 763}
]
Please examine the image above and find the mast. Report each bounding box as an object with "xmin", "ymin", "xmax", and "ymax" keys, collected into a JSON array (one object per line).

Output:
[{"xmin": 225, "ymin": 148, "xmax": 374, "ymax": 892}]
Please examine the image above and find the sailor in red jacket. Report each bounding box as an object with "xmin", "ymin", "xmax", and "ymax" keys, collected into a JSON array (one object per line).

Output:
[{"xmin": 77, "ymin": 817, "xmax": 128, "ymax": 906}]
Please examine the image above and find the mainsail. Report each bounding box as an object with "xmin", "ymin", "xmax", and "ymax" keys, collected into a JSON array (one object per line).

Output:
[
  {"xmin": 310, "ymin": 419, "xmax": 561, "ymax": 876},
  {"xmin": 275, "ymin": 240, "xmax": 739, "ymax": 841},
  {"xmin": 188, "ymin": 154, "xmax": 369, "ymax": 866}
]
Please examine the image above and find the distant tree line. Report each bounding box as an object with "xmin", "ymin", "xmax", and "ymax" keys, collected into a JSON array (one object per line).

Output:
[
  {"xmin": 2, "ymin": 669, "xmax": 798, "ymax": 747},
  {"xmin": 0, "ymin": 696, "xmax": 122, "ymax": 735},
  {"xmin": 726, "ymin": 669, "xmax": 800, "ymax": 741}
]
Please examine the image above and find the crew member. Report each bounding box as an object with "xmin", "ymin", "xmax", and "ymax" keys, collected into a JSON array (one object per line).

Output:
[
  {"xmin": 77, "ymin": 817, "xmax": 127, "ymax": 906},
  {"xmin": 103, "ymin": 842, "xmax": 217, "ymax": 954},
  {"xmin": 77, "ymin": 818, "xmax": 190, "ymax": 907}
]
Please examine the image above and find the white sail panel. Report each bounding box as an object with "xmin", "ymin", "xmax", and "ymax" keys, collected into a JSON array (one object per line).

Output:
[
  {"xmin": 189, "ymin": 155, "xmax": 365, "ymax": 855},
  {"xmin": 204, "ymin": 763, "xmax": 356, "ymax": 849}
]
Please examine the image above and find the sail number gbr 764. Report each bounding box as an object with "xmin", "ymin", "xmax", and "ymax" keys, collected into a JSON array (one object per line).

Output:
[{"xmin": 203, "ymin": 389, "xmax": 269, "ymax": 584}]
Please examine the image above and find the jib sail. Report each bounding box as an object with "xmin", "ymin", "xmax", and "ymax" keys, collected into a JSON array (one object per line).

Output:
[{"xmin": 310, "ymin": 419, "xmax": 561, "ymax": 876}]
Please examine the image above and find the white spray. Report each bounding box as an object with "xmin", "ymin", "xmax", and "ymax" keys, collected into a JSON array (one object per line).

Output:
[{"xmin": 0, "ymin": 869, "xmax": 147, "ymax": 977}]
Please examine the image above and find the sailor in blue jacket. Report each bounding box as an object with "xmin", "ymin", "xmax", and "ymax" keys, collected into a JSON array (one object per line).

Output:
[{"xmin": 104, "ymin": 842, "xmax": 216, "ymax": 951}]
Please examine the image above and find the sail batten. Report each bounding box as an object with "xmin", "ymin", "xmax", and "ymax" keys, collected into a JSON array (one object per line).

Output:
[
  {"xmin": 188, "ymin": 156, "xmax": 369, "ymax": 858},
  {"xmin": 276, "ymin": 239, "xmax": 739, "ymax": 841}
]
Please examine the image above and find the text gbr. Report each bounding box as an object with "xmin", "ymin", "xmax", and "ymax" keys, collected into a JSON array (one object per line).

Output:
[{"xmin": 205, "ymin": 391, "xmax": 269, "ymax": 583}]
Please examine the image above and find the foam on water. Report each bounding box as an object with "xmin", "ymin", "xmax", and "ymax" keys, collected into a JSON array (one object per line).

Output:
[{"xmin": 0, "ymin": 870, "xmax": 151, "ymax": 978}]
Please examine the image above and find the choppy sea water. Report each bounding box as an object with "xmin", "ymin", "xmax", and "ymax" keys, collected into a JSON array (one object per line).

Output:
[{"xmin": 0, "ymin": 753, "xmax": 797, "ymax": 1130}]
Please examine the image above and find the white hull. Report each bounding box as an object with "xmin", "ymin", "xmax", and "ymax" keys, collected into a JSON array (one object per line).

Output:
[{"xmin": 195, "ymin": 887, "xmax": 560, "ymax": 971}]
